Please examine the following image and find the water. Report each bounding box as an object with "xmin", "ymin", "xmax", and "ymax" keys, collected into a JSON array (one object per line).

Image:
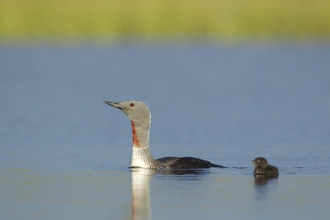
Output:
[{"xmin": 1, "ymin": 43, "xmax": 330, "ymax": 219}]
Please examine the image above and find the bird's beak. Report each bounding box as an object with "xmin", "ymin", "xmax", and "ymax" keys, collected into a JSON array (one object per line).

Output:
[{"xmin": 103, "ymin": 100, "xmax": 123, "ymax": 109}]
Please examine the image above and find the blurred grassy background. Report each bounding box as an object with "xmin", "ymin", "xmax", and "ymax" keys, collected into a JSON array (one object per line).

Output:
[{"xmin": 0, "ymin": 0, "xmax": 329, "ymax": 43}]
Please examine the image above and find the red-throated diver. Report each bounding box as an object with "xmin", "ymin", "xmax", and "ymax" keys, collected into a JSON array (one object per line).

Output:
[
  {"xmin": 251, "ymin": 157, "xmax": 279, "ymax": 178},
  {"xmin": 103, "ymin": 100, "xmax": 225, "ymax": 169}
]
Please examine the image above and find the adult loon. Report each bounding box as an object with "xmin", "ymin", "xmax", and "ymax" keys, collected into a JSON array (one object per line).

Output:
[
  {"xmin": 251, "ymin": 157, "xmax": 279, "ymax": 178},
  {"xmin": 103, "ymin": 100, "xmax": 225, "ymax": 169}
]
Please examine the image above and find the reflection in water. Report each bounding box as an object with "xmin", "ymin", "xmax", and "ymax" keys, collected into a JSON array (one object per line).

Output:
[
  {"xmin": 253, "ymin": 176, "xmax": 278, "ymax": 200},
  {"xmin": 254, "ymin": 176, "xmax": 271, "ymax": 186},
  {"xmin": 131, "ymin": 169, "xmax": 152, "ymax": 220},
  {"xmin": 130, "ymin": 168, "xmax": 209, "ymax": 220}
]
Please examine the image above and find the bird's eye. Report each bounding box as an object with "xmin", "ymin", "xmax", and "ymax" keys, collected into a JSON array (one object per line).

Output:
[{"xmin": 130, "ymin": 103, "xmax": 134, "ymax": 107}]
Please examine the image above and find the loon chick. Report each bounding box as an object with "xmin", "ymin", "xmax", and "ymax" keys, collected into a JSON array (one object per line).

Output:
[
  {"xmin": 103, "ymin": 100, "xmax": 225, "ymax": 169},
  {"xmin": 251, "ymin": 157, "xmax": 278, "ymax": 178}
]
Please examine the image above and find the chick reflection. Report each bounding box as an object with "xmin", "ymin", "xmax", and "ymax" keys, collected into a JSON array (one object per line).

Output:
[{"xmin": 254, "ymin": 175, "xmax": 270, "ymax": 185}]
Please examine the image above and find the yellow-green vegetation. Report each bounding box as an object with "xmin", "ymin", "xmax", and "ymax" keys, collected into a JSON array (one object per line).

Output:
[{"xmin": 0, "ymin": 0, "xmax": 329, "ymax": 43}]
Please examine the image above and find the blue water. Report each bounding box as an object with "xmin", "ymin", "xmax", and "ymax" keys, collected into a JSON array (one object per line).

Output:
[{"xmin": 1, "ymin": 43, "xmax": 330, "ymax": 219}]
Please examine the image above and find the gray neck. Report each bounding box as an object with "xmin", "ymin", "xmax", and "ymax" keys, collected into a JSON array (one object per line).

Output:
[{"xmin": 134, "ymin": 119, "xmax": 150, "ymax": 148}]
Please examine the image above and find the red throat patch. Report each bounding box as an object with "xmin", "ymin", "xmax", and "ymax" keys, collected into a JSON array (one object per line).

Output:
[{"xmin": 130, "ymin": 121, "xmax": 141, "ymax": 147}]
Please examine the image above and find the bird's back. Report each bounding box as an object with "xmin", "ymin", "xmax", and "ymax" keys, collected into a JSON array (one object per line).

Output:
[{"xmin": 157, "ymin": 156, "xmax": 226, "ymax": 169}]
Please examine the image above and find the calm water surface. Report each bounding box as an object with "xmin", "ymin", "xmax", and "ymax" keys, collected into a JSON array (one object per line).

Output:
[{"xmin": 1, "ymin": 43, "xmax": 330, "ymax": 219}]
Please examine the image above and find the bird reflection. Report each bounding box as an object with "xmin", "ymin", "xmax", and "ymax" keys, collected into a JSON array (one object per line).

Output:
[
  {"xmin": 131, "ymin": 168, "xmax": 152, "ymax": 220},
  {"xmin": 254, "ymin": 175, "xmax": 272, "ymax": 185},
  {"xmin": 130, "ymin": 168, "xmax": 209, "ymax": 220},
  {"xmin": 253, "ymin": 175, "xmax": 278, "ymax": 201}
]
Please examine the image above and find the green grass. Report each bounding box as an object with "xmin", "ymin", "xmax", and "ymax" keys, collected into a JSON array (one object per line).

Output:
[{"xmin": 0, "ymin": 0, "xmax": 329, "ymax": 43}]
